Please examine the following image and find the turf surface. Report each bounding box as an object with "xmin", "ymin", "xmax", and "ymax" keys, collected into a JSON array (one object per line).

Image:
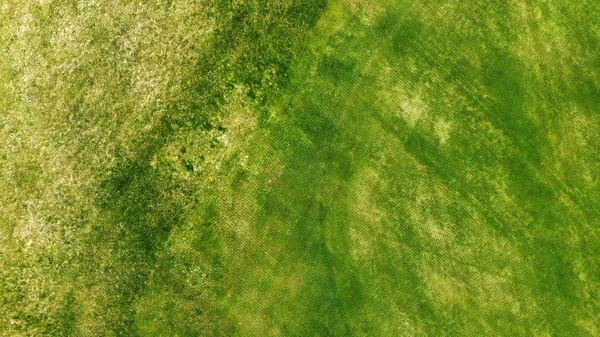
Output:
[{"xmin": 1, "ymin": 0, "xmax": 599, "ymax": 336}]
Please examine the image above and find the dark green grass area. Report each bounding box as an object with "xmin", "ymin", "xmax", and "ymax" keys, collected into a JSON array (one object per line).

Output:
[{"xmin": 1, "ymin": 0, "xmax": 600, "ymax": 336}]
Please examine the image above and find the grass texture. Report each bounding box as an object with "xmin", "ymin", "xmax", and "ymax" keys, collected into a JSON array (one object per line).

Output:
[{"xmin": 1, "ymin": 0, "xmax": 599, "ymax": 336}]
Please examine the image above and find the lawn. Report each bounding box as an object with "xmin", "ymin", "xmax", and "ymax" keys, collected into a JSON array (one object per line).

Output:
[{"xmin": 1, "ymin": 0, "xmax": 599, "ymax": 336}]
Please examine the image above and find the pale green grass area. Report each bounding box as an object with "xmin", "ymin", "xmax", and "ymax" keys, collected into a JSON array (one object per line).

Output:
[{"xmin": 1, "ymin": 0, "xmax": 600, "ymax": 336}]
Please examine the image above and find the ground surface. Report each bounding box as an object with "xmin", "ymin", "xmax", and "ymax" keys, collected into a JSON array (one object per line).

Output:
[{"xmin": 1, "ymin": 0, "xmax": 599, "ymax": 336}]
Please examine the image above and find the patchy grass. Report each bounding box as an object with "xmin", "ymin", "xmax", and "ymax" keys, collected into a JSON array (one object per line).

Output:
[{"xmin": 2, "ymin": 0, "xmax": 600, "ymax": 336}]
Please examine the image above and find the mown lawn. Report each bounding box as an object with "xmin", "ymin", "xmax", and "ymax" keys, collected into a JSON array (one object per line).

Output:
[{"xmin": 1, "ymin": 0, "xmax": 599, "ymax": 336}]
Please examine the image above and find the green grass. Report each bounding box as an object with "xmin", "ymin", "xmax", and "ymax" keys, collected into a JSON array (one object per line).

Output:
[{"xmin": 1, "ymin": 0, "xmax": 600, "ymax": 336}]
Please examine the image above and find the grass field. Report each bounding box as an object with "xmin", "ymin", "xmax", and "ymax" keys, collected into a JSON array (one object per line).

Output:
[{"xmin": 1, "ymin": 0, "xmax": 600, "ymax": 336}]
